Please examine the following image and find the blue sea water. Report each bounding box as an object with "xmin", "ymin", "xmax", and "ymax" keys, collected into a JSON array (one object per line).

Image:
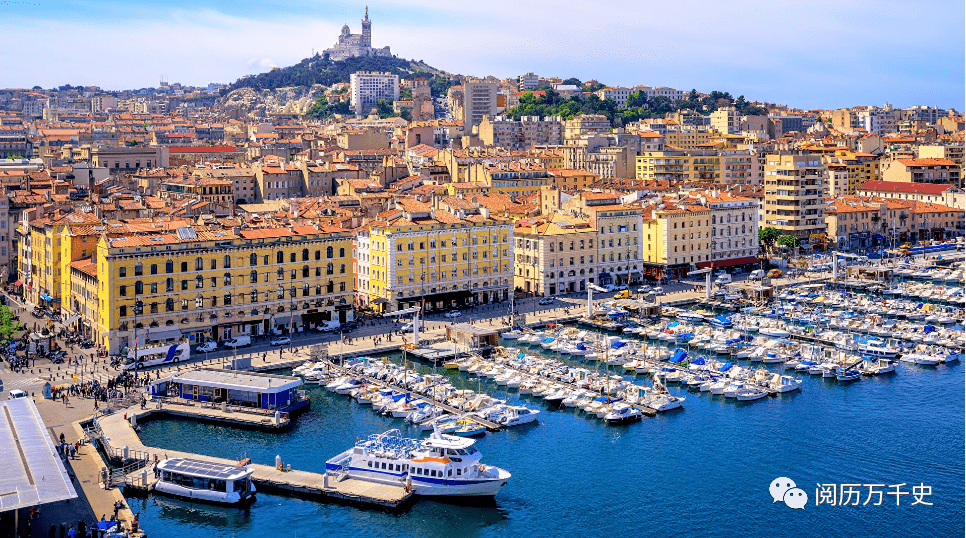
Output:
[{"xmin": 130, "ymin": 341, "xmax": 964, "ymax": 538}]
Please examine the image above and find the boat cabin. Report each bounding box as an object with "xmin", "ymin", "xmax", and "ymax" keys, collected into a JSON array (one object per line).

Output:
[{"xmin": 155, "ymin": 458, "xmax": 255, "ymax": 504}]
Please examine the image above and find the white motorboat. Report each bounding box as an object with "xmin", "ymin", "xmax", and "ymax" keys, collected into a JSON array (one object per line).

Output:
[
  {"xmin": 497, "ymin": 406, "xmax": 540, "ymax": 427},
  {"xmin": 899, "ymin": 353, "xmax": 941, "ymax": 366},
  {"xmin": 604, "ymin": 403, "xmax": 642, "ymax": 425},
  {"xmin": 736, "ymin": 386, "xmax": 768, "ymax": 401},
  {"xmin": 325, "ymin": 428, "xmax": 511, "ymax": 497}
]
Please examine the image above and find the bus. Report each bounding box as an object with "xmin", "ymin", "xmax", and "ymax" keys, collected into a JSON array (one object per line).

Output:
[{"xmin": 124, "ymin": 342, "xmax": 190, "ymax": 370}]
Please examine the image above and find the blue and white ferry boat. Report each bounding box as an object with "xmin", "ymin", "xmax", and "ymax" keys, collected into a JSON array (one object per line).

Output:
[{"xmin": 325, "ymin": 428, "xmax": 511, "ymax": 497}]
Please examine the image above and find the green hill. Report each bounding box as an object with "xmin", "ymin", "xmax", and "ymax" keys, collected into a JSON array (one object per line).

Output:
[{"xmin": 226, "ymin": 54, "xmax": 446, "ymax": 92}]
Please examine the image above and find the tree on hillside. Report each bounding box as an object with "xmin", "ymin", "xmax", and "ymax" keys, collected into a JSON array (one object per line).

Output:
[{"xmin": 562, "ymin": 77, "xmax": 582, "ymax": 87}]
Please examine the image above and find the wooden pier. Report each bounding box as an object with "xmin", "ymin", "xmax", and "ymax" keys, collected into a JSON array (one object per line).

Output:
[{"xmin": 91, "ymin": 405, "xmax": 414, "ymax": 509}]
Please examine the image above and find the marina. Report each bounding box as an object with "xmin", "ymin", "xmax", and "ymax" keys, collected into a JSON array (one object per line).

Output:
[{"xmin": 87, "ymin": 259, "xmax": 963, "ymax": 537}]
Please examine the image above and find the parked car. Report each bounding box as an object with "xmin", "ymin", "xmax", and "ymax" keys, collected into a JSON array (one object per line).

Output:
[
  {"xmin": 652, "ymin": 286, "xmax": 664, "ymax": 295},
  {"xmin": 767, "ymin": 269, "xmax": 783, "ymax": 278},
  {"xmin": 8, "ymin": 389, "xmax": 27, "ymax": 400},
  {"xmin": 270, "ymin": 336, "xmax": 292, "ymax": 346},
  {"xmin": 538, "ymin": 297, "xmax": 555, "ymax": 305},
  {"xmin": 714, "ymin": 274, "xmax": 733, "ymax": 285},
  {"xmin": 603, "ymin": 284, "xmax": 616, "ymax": 292},
  {"xmin": 636, "ymin": 285, "xmax": 651, "ymax": 294},
  {"xmin": 748, "ymin": 269, "xmax": 765, "ymax": 280},
  {"xmin": 613, "ymin": 284, "xmax": 628, "ymax": 291},
  {"xmin": 614, "ymin": 290, "xmax": 633, "ymax": 299},
  {"xmin": 224, "ymin": 335, "xmax": 252, "ymax": 348},
  {"xmin": 196, "ymin": 341, "xmax": 218, "ymax": 353},
  {"xmin": 400, "ymin": 322, "xmax": 416, "ymax": 332},
  {"xmin": 444, "ymin": 310, "xmax": 462, "ymax": 318}
]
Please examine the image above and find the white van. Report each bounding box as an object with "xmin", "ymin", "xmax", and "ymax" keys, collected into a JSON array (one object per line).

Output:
[
  {"xmin": 714, "ymin": 274, "xmax": 733, "ymax": 285},
  {"xmin": 224, "ymin": 335, "xmax": 252, "ymax": 348},
  {"xmin": 749, "ymin": 269, "xmax": 765, "ymax": 280},
  {"xmin": 315, "ymin": 320, "xmax": 341, "ymax": 333}
]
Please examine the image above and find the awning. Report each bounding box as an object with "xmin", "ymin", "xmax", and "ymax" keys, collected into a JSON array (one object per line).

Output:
[
  {"xmin": 13, "ymin": 280, "xmax": 21, "ymax": 287},
  {"xmin": 63, "ymin": 314, "xmax": 81, "ymax": 326},
  {"xmin": 146, "ymin": 326, "xmax": 183, "ymax": 341},
  {"xmin": 277, "ymin": 314, "xmax": 301, "ymax": 326},
  {"xmin": 40, "ymin": 293, "xmax": 53, "ymax": 301},
  {"xmin": 696, "ymin": 256, "xmax": 760, "ymax": 269},
  {"xmin": 371, "ymin": 298, "xmax": 389, "ymax": 305}
]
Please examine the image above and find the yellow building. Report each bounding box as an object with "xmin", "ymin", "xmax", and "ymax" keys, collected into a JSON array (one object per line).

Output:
[
  {"xmin": 665, "ymin": 128, "xmax": 718, "ymax": 150},
  {"xmin": 635, "ymin": 150, "xmax": 720, "ymax": 183},
  {"xmin": 356, "ymin": 198, "xmax": 513, "ymax": 313},
  {"xmin": 467, "ymin": 162, "xmax": 550, "ymax": 198},
  {"xmin": 91, "ymin": 224, "xmax": 353, "ymax": 353}
]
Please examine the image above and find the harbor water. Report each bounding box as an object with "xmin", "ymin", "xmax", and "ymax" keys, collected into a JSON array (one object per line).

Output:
[{"xmin": 130, "ymin": 335, "xmax": 964, "ymax": 537}]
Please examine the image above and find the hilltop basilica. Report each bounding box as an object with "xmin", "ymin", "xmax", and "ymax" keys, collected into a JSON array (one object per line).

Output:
[{"xmin": 323, "ymin": 7, "xmax": 392, "ymax": 61}]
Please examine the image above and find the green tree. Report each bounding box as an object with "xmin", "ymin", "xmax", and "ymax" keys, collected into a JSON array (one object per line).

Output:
[
  {"xmin": 304, "ymin": 98, "xmax": 350, "ymax": 119},
  {"xmin": 776, "ymin": 234, "xmax": 800, "ymax": 249},
  {"xmin": 0, "ymin": 305, "xmax": 24, "ymax": 340},
  {"xmin": 399, "ymin": 87, "xmax": 413, "ymax": 99},
  {"xmin": 626, "ymin": 91, "xmax": 648, "ymax": 109},
  {"xmin": 759, "ymin": 226, "xmax": 780, "ymax": 252},
  {"xmin": 562, "ymin": 77, "xmax": 582, "ymax": 87},
  {"xmin": 375, "ymin": 98, "xmax": 395, "ymax": 118}
]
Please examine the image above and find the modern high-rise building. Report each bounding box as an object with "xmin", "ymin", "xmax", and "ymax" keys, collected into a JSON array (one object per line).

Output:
[
  {"xmin": 350, "ymin": 71, "xmax": 400, "ymax": 116},
  {"xmin": 763, "ymin": 153, "xmax": 828, "ymax": 244},
  {"xmin": 462, "ymin": 80, "xmax": 498, "ymax": 131}
]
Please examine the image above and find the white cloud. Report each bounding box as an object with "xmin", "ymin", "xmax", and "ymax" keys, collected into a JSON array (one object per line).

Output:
[{"xmin": 0, "ymin": 1, "xmax": 961, "ymax": 108}]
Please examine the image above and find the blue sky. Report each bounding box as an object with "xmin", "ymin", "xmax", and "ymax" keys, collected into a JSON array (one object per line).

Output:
[{"xmin": 1, "ymin": 0, "xmax": 963, "ymax": 110}]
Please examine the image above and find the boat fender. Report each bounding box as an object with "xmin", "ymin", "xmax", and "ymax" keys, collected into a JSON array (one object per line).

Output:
[{"xmin": 479, "ymin": 464, "xmax": 485, "ymax": 473}]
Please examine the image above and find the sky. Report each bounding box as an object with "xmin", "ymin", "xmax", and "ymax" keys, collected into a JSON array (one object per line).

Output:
[{"xmin": 1, "ymin": 0, "xmax": 963, "ymax": 110}]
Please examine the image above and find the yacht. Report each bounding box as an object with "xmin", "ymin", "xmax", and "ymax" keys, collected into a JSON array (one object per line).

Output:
[
  {"xmin": 497, "ymin": 406, "xmax": 540, "ymax": 427},
  {"xmin": 153, "ymin": 458, "xmax": 256, "ymax": 505},
  {"xmin": 604, "ymin": 403, "xmax": 643, "ymax": 425},
  {"xmin": 899, "ymin": 352, "xmax": 941, "ymax": 366},
  {"xmin": 325, "ymin": 429, "xmax": 511, "ymax": 497}
]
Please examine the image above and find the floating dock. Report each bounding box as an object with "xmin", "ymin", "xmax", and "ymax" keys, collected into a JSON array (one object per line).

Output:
[{"xmin": 91, "ymin": 405, "xmax": 414, "ymax": 509}]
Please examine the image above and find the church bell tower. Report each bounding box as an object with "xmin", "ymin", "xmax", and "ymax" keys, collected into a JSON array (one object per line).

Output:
[{"xmin": 361, "ymin": 6, "xmax": 371, "ymax": 49}]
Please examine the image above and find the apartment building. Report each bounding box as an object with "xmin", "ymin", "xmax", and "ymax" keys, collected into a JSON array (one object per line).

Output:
[
  {"xmin": 562, "ymin": 192, "xmax": 644, "ymax": 287},
  {"xmin": 596, "ymin": 87, "xmax": 633, "ymax": 108},
  {"xmin": 462, "ymin": 80, "xmax": 499, "ymax": 131},
  {"xmin": 635, "ymin": 150, "xmax": 720, "ymax": 183},
  {"xmin": 355, "ymin": 199, "xmax": 513, "ymax": 313},
  {"xmin": 763, "ymin": 153, "xmax": 828, "ymax": 245},
  {"xmin": 477, "ymin": 115, "xmax": 563, "ymax": 149},
  {"xmin": 513, "ymin": 219, "xmax": 598, "ymax": 296},
  {"xmin": 92, "ymin": 225, "xmax": 353, "ymax": 353},
  {"xmin": 349, "ymin": 71, "xmax": 400, "ymax": 116},
  {"xmin": 882, "ymin": 158, "xmax": 962, "ymax": 186}
]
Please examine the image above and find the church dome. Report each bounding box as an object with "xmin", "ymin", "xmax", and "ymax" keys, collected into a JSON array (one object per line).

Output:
[{"xmin": 341, "ymin": 24, "xmax": 350, "ymax": 35}]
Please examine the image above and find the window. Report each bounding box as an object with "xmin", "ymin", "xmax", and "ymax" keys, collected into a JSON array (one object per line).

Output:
[
  {"xmin": 150, "ymin": 264, "xmax": 157, "ymax": 275},
  {"xmin": 276, "ymin": 251, "xmax": 284, "ymax": 264},
  {"xmin": 196, "ymin": 275, "xmax": 204, "ymax": 288},
  {"xmin": 224, "ymin": 255, "xmax": 231, "ymax": 268},
  {"xmin": 165, "ymin": 278, "xmax": 174, "ymax": 292},
  {"xmin": 302, "ymin": 265, "xmax": 309, "ymax": 278},
  {"xmin": 134, "ymin": 262, "xmax": 143, "ymax": 276},
  {"xmin": 119, "ymin": 267, "xmax": 126, "ymax": 278},
  {"xmin": 290, "ymin": 253, "xmax": 296, "ymax": 263},
  {"xmin": 339, "ymin": 248, "xmax": 345, "ymax": 257},
  {"xmin": 181, "ymin": 280, "xmax": 188, "ymax": 290},
  {"xmin": 165, "ymin": 259, "xmax": 173, "ymax": 273},
  {"xmin": 120, "ymin": 285, "xmax": 127, "ymax": 296},
  {"xmin": 277, "ymin": 267, "xmax": 284, "ymax": 280},
  {"xmin": 327, "ymin": 263, "xmax": 334, "ymax": 275},
  {"xmin": 195, "ymin": 257, "xmax": 203, "ymax": 271},
  {"xmin": 181, "ymin": 261, "xmax": 188, "ymax": 272},
  {"xmin": 134, "ymin": 280, "xmax": 143, "ymax": 295},
  {"xmin": 302, "ymin": 248, "xmax": 309, "ymax": 261},
  {"xmin": 210, "ymin": 259, "xmax": 217, "ymax": 270},
  {"xmin": 250, "ymin": 253, "xmax": 257, "ymax": 265},
  {"xmin": 326, "ymin": 246, "xmax": 334, "ymax": 258},
  {"xmin": 165, "ymin": 298, "xmax": 174, "ymax": 312},
  {"xmin": 119, "ymin": 305, "xmax": 127, "ymax": 317},
  {"xmin": 224, "ymin": 292, "xmax": 232, "ymax": 305},
  {"xmin": 224, "ymin": 272, "xmax": 231, "ymax": 286}
]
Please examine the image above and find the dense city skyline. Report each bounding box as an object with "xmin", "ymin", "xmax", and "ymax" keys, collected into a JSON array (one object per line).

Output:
[{"xmin": 1, "ymin": 0, "xmax": 963, "ymax": 109}]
